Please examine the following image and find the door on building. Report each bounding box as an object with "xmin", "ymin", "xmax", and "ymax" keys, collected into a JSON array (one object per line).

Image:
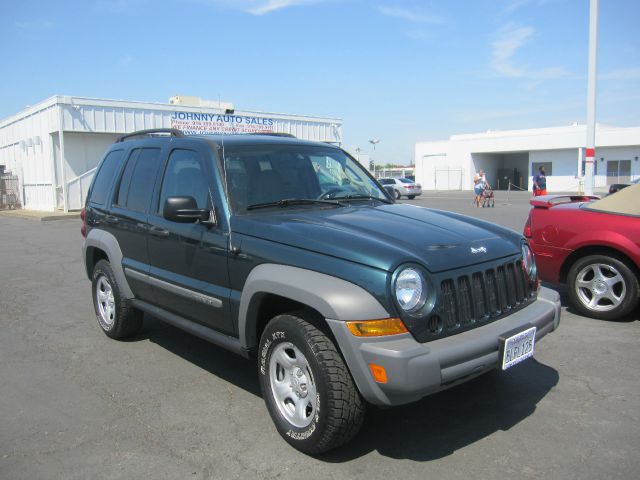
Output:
[
  {"xmin": 434, "ymin": 167, "xmax": 463, "ymax": 190},
  {"xmin": 606, "ymin": 160, "xmax": 631, "ymax": 185}
]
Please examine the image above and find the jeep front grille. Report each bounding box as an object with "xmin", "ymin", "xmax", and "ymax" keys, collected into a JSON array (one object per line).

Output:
[{"xmin": 429, "ymin": 259, "xmax": 536, "ymax": 340}]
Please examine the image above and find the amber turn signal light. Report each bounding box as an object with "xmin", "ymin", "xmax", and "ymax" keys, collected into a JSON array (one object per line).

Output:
[
  {"xmin": 346, "ymin": 318, "xmax": 408, "ymax": 337},
  {"xmin": 368, "ymin": 364, "xmax": 388, "ymax": 384}
]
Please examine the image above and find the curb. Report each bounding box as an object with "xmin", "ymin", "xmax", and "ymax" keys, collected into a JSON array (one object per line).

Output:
[{"xmin": 0, "ymin": 210, "xmax": 81, "ymax": 221}]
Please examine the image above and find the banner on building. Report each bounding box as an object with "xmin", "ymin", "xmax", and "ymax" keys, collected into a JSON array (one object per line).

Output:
[{"xmin": 171, "ymin": 111, "xmax": 275, "ymax": 135}]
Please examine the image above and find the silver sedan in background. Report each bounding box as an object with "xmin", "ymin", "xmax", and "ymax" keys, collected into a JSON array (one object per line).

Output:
[{"xmin": 379, "ymin": 177, "xmax": 423, "ymax": 199}]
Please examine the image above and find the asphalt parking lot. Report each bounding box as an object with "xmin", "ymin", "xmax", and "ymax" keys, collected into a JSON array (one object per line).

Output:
[{"xmin": 1, "ymin": 190, "xmax": 638, "ymax": 480}]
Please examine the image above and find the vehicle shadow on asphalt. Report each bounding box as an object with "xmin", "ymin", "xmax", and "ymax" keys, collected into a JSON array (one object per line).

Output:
[
  {"xmin": 137, "ymin": 315, "xmax": 262, "ymax": 397},
  {"xmin": 321, "ymin": 359, "xmax": 559, "ymax": 462},
  {"xmin": 137, "ymin": 315, "xmax": 560, "ymax": 463}
]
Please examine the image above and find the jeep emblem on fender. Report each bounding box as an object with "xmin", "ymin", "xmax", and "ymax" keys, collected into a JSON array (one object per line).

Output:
[{"xmin": 471, "ymin": 246, "xmax": 487, "ymax": 254}]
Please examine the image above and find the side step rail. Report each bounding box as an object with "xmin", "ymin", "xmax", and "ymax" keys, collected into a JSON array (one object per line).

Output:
[{"xmin": 129, "ymin": 299, "xmax": 249, "ymax": 358}]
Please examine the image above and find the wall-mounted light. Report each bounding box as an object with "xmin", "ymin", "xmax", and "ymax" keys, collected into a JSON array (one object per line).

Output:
[
  {"xmin": 635, "ymin": 156, "xmax": 638, "ymax": 162},
  {"xmin": 33, "ymin": 136, "xmax": 41, "ymax": 146},
  {"xmin": 25, "ymin": 138, "xmax": 33, "ymax": 147},
  {"xmin": 600, "ymin": 157, "xmax": 604, "ymax": 162}
]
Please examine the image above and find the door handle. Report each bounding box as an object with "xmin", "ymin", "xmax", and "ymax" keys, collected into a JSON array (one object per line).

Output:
[
  {"xmin": 149, "ymin": 226, "xmax": 170, "ymax": 237},
  {"xmin": 105, "ymin": 215, "xmax": 119, "ymax": 224}
]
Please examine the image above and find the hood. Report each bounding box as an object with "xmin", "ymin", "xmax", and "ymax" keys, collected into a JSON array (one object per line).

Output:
[{"xmin": 231, "ymin": 203, "xmax": 522, "ymax": 273}]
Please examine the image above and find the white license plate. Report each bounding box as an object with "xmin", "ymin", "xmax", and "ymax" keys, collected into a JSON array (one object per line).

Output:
[{"xmin": 500, "ymin": 326, "xmax": 536, "ymax": 370}]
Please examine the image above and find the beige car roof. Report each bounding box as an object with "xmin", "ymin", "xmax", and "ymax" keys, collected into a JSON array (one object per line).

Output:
[{"xmin": 586, "ymin": 183, "xmax": 640, "ymax": 216}]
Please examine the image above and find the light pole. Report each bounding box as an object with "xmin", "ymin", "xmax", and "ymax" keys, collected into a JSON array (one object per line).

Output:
[
  {"xmin": 584, "ymin": 0, "xmax": 598, "ymax": 195},
  {"xmin": 369, "ymin": 139, "xmax": 380, "ymax": 174}
]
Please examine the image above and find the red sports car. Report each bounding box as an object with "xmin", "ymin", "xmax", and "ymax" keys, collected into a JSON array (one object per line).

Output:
[{"xmin": 524, "ymin": 184, "xmax": 640, "ymax": 320}]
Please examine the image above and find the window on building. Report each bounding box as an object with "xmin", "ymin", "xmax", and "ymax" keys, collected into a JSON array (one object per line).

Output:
[
  {"xmin": 89, "ymin": 150, "xmax": 125, "ymax": 205},
  {"xmin": 581, "ymin": 160, "xmax": 599, "ymax": 176},
  {"xmin": 531, "ymin": 162, "xmax": 552, "ymax": 176},
  {"xmin": 604, "ymin": 159, "xmax": 631, "ymax": 185}
]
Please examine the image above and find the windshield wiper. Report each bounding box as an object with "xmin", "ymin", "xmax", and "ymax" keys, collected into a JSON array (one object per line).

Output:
[
  {"xmin": 246, "ymin": 198, "xmax": 345, "ymax": 211},
  {"xmin": 332, "ymin": 194, "xmax": 393, "ymax": 204}
]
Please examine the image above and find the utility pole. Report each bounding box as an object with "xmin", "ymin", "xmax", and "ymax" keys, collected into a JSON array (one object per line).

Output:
[{"xmin": 584, "ymin": 0, "xmax": 599, "ymax": 196}]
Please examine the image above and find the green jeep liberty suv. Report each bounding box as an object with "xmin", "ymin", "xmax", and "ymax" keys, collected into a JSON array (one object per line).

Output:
[{"xmin": 82, "ymin": 129, "xmax": 560, "ymax": 454}]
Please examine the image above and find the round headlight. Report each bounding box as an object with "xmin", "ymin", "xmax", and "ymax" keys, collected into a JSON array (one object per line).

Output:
[
  {"xmin": 521, "ymin": 243, "xmax": 537, "ymax": 280},
  {"xmin": 395, "ymin": 267, "xmax": 426, "ymax": 312}
]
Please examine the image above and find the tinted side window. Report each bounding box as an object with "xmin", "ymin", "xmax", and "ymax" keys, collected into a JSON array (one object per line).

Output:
[
  {"xmin": 159, "ymin": 149, "xmax": 210, "ymax": 212},
  {"xmin": 115, "ymin": 149, "xmax": 139, "ymax": 207},
  {"xmin": 116, "ymin": 148, "xmax": 162, "ymax": 213},
  {"xmin": 90, "ymin": 150, "xmax": 125, "ymax": 205}
]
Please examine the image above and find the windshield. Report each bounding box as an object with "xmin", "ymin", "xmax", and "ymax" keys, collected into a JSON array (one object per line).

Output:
[{"xmin": 222, "ymin": 144, "xmax": 388, "ymax": 212}]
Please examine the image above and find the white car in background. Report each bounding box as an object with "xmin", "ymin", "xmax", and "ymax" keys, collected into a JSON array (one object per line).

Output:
[{"xmin": 379, "ymin": 177, "xmax": 423, "ymax": 200}]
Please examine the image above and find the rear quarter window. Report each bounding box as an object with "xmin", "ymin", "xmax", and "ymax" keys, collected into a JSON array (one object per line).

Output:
[{"xmin": 89, "ymin": 150, "xmax": 125, "ymax": 205}]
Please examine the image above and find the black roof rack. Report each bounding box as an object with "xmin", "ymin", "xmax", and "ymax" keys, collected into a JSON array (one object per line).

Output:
[
  {"xmin": 247, "ymin": 132, "xmax": 296, "ymax": 138},
  {"xmin": 118, "ymin": 128, "xmax": 185, "ymax": 142}
]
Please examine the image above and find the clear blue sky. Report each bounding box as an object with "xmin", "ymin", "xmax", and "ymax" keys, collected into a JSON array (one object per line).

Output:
[{"xmin": 3, "ymin": 0, "xmax": 639, "ymax": 165}]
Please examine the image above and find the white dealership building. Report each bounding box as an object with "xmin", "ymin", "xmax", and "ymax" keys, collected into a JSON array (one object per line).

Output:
[
  {"xmin": 0, "ymin": 95, "xmax": 342, "ymax": 211},
  {"xmin": 415, "ymin": 124, "xmax": 640, "ymax": 193}
]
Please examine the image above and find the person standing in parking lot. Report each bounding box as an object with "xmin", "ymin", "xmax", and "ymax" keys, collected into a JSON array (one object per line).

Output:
[
  {"xmin": 473, "ymin": 169, "xmax": 487, "ymax": 206},
  {"xmin": 533, "ymin": 166, "xmax": 547, "ymax": 196}
]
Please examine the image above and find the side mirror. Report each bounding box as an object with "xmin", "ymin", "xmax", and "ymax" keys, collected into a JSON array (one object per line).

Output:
[
  {"xmin": 163, "ymin": 196, "xmax": 211, "ymax": 223},
  {"xmin": 383, "ymin": 185, "xmax": 396, "ymax": 202}
]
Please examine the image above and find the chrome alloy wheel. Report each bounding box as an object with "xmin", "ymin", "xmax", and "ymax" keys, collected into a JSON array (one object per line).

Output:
[
  {"xmin": 575, "ymin": 262, "xmax": 626, "ymax": 312},
  {"xmin": 269, "ymin": 342, "xmax": 317, "ymax": 428},
  {"xmin": 95, "ymin": 275, "xmax": 116, "ymax": 328}
]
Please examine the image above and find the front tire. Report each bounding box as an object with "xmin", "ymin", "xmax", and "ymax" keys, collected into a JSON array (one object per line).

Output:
[
  {"xmin": 258, "ymin": 312, "xmax": 365, "ymax": 454},
  {"xmin": 394, "ymin": 189, "xmax": 401, "ymax": 200},
  {"xmin": 91, "ymin": 259, "xmax": 143, "ymax": 339},
  {"xmin": 567, "ymin": 255, "xmax": 639, "ymax": 320}
]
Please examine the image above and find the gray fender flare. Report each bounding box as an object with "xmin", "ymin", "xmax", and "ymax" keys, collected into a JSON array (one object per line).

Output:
[
  {"xmin": 238, "ymin": 263, "xmax": 390, "ymax": 349},
  {"xmin": 82, "ymin": 229, "xmax": 134, "ymax": 299}
]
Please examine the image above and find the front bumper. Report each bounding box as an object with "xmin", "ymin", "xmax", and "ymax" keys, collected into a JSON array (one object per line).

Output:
[{"xmin": 327, "ymin": 286, "xmax": 561, "ymax": 406}]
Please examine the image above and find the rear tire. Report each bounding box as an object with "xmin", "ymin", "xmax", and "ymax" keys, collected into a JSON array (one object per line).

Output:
[
  {"xmin": 258, "ymin": 312, "xmax": 365, "ymax": 454},
  {"xmin": 91, "ymin": 259, "xmax": 142, "ymax": 339},
  {"xmin": 408, "ymin": 195, "xmax": 416, "ymax": 200},
  {"xmin": 567, "ymin": 254, "xmax": 639, "ymax": 320}
]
